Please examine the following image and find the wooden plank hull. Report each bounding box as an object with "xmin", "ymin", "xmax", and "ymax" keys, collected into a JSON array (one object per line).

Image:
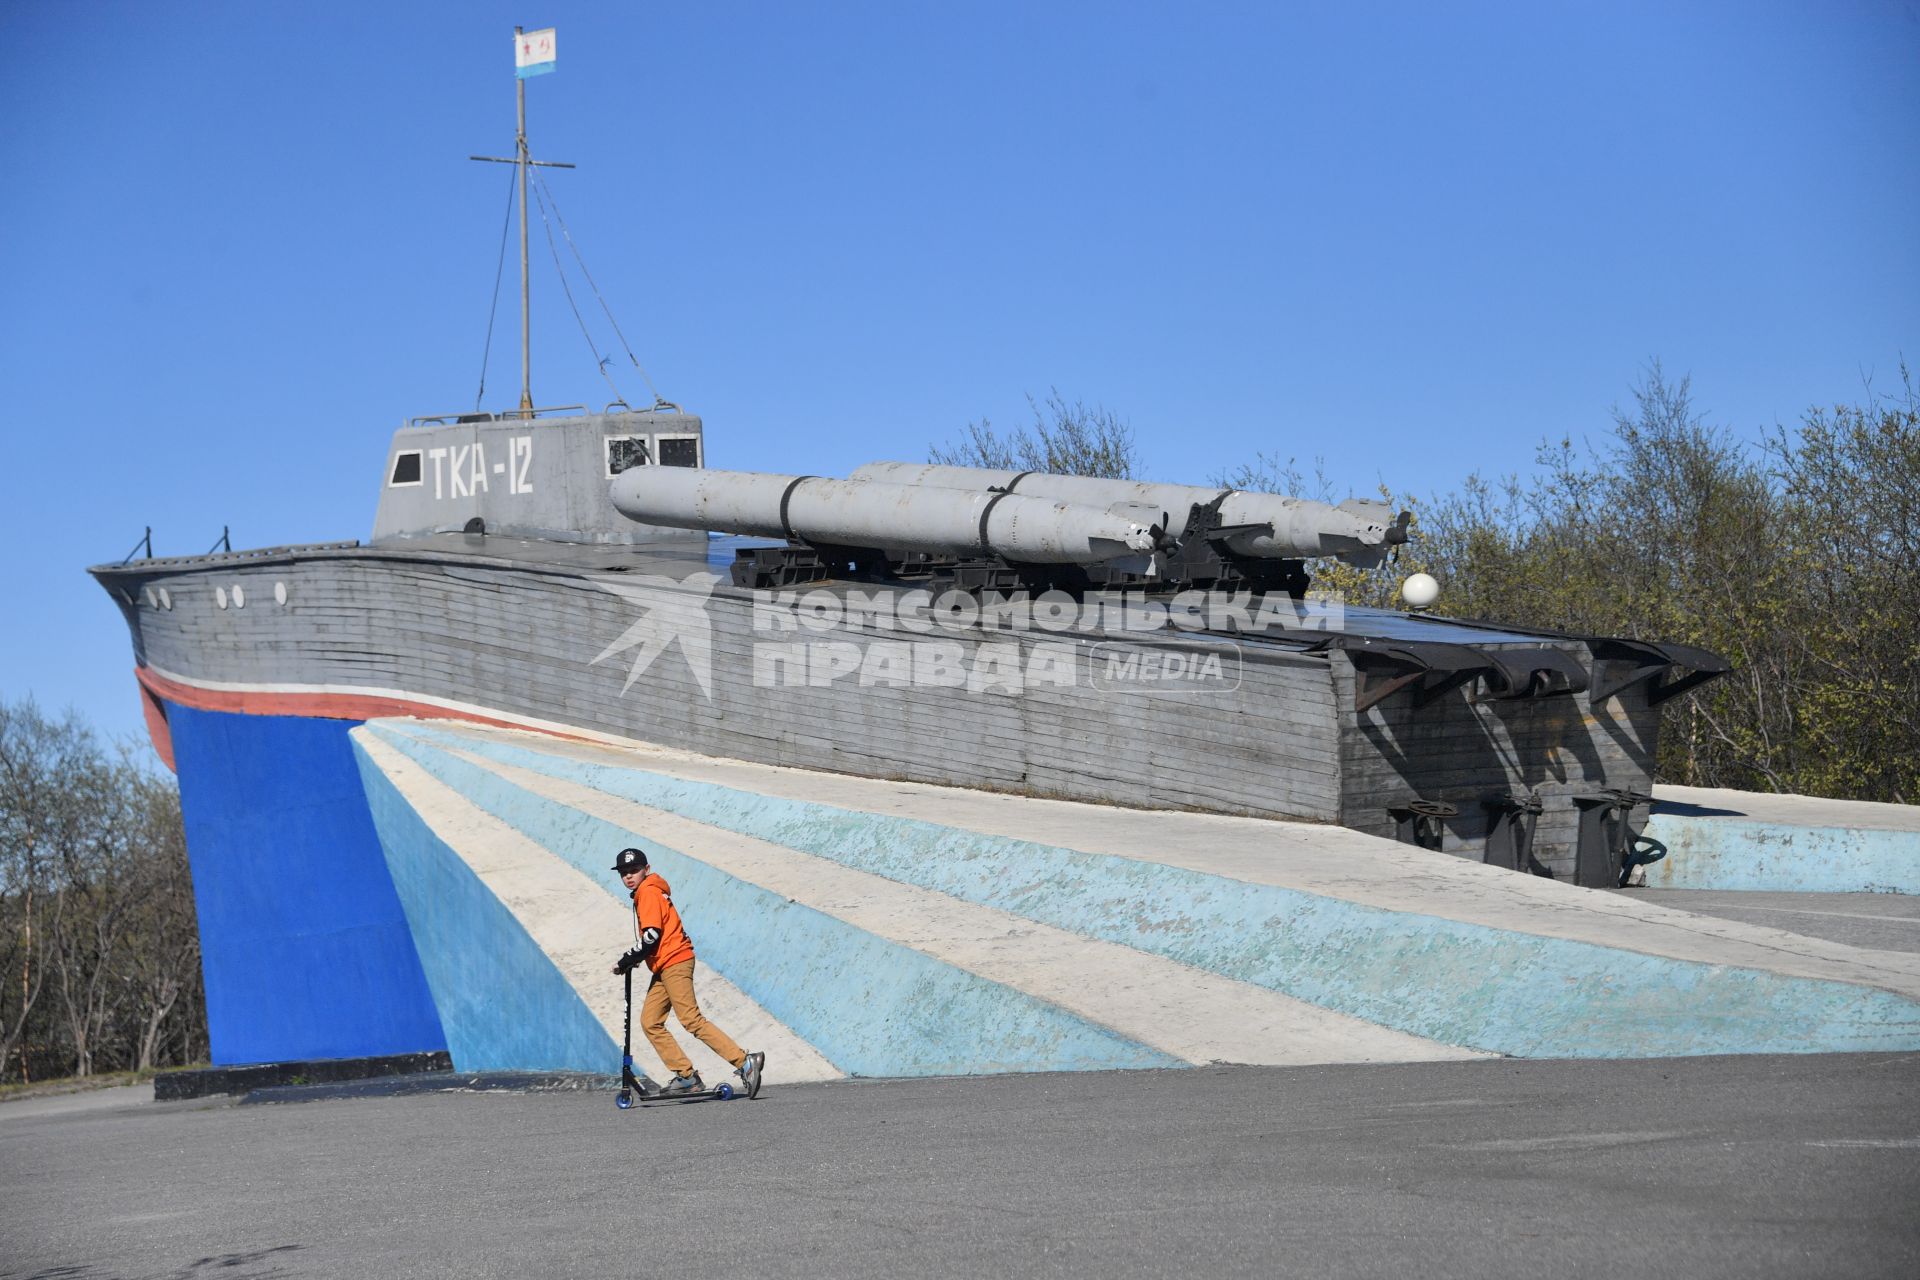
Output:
[{"xmin": 91, "ymin": 538, "xmax": 1661, "ymax": 877}]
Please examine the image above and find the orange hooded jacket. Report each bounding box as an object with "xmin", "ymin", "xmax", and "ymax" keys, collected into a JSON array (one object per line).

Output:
[{"xmin": 631, "ymin": 871, "xmax": 696, "ymax": 974}]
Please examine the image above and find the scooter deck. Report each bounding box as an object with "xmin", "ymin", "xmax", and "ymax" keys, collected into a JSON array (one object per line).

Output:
[
  {"xmin": 616, "ymin": 1059, "xmax": 747, "ymax": 1108},
  {"xmin": 634, "ymin": 1080, "xmax": 741, "ymax": 1104}
]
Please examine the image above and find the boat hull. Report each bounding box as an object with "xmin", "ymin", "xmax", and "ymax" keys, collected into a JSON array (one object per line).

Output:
[{"xmin": 94, "ymin": 536, "xmax": 1661, "ymax": 876}]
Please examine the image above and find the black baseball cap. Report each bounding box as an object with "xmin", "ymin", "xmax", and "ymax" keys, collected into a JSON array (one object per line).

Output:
[{"xmin": 611, "ymin": 848, "xmax": 648, "ymax": 874}]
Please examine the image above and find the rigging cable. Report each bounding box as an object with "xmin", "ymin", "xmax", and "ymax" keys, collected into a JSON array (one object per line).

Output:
[
  {"xmin": 473, "ymin": 167, "xmax": 518, "ymax": 412},
  {"xmin": 532, "ymin": 166, "xmax": 667, "ymax": 406},
  {"xmin": 530, "ymin": 174, "xmax": 626, "ymax": 405}
]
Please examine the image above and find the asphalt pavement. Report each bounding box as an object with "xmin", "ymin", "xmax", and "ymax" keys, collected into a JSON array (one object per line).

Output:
[
  {"xmin": 3, "ymin": 1052, "xmax": 1917, "ymax": 1280},
  {"xmin": 1616, "ymin": 888, "xmax": 1920, "ymax": 955}
]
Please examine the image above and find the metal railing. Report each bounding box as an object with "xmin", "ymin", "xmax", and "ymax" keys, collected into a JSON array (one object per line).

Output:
[{"xmin": 406, "ymin": 404, "xmax": 591, "ymax": 428}]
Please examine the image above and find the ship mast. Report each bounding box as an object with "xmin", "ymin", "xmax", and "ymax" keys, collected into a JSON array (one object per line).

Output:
[
  {"xmin": 471, "ymin": 26, "xmax": 572, "ymax": 420},
  {"xmin": 515, "ymin": 39, "xmax": 531, "ymax": 418}
]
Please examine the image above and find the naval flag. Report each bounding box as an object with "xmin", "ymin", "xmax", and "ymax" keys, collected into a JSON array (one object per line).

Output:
[{"xmin": 515, "ymin": 28, "xmax": 556, "ymax": 78}]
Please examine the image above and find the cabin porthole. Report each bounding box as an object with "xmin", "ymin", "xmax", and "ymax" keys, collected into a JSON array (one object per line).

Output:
[
  {"xmin": 605, "ymin": 435, "xmax": 652, "ymax": 477},
  {"xmin": 216, "ymin": 587, "xmax": 228, "ymax": 610},
  {"xmin": 274, "ymin": 581, "xmax": 288, "ymax": 606},
  {"xmin": 232, "ymin": 585, "xmax": 246, "ymax": 609},
  {"xmin": 158, "ymin": 588, "xmax": 172, "ymax": 610},
  {"xmin": 144, "ymin": 587, "xmax": 158, "ymax": 608},
  {"xmin": 389, "ymin": 450, "xmax": 424, "ymax": 486}
]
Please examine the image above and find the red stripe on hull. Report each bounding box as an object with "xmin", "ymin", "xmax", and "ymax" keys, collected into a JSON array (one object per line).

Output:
[
  {"xmin": 132, "ymin": 667, "xmax": 590, "ymax": 747},
  {"xmin": 139, "ymin": 676, "xmax": 177, "ymax": 772}
]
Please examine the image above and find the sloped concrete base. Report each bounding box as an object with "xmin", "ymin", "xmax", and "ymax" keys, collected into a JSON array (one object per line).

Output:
[
  {"xmin": 350, "ymin": 718, "xmax": 1920, "ymax": 1075},
  {"xmin": 1648, "ymin": 785, "xmax": 1920, "ymax": 894}
]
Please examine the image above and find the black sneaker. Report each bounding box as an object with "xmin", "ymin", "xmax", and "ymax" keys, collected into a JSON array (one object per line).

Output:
[
  {"xmin": 736, "ymin": 1051, "xmax": 765, "ymax": 1099},
  {"xmin": 663, "ymin": 1071, "xmax": 704, "ymax": 1096}
]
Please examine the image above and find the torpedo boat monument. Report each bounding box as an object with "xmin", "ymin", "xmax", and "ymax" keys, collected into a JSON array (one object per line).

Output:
[{"xmin": 86, "ymin": 27, "xmax": 1920, "ymax": 1091}]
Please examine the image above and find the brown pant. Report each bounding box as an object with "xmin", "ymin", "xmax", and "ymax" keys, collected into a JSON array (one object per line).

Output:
[{"xmin": 641, "ymin": 959, "xmax": 743, "ymax": 1077}]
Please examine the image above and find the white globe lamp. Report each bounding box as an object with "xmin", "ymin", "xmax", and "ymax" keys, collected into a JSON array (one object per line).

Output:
[{"xmin": 1400, "ymin": 572, "xmax": 1440, "ymax": 611}]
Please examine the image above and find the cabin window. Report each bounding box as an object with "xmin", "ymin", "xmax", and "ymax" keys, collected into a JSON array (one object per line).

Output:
[
  {"xmin": 606, "ymin": 435, "xmax": 652, "ymax": 477},
  {"xmin": 389, "ymin": 450, "xmax": 424, "ymax": 486},
  {"xmin": 656, "ymin": 435, "xmax": 700, "ymax": 467}
]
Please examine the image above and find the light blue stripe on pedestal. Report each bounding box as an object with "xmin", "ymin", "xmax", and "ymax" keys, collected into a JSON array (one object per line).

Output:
[
  {"xmin": 365, "ymin": 725, "xmax": 1180, "ymax": 1078},
  {"xmin": 1643, "ymin": 815, "xmax": 1919, "ymax": 895},
  {"xmin": 355, "ymin": 741, "xmax": 617, "ymax": 1074},
  {"xmin": 387, "ymin": 721, "xmax": 1920, "ymax": 1060}
]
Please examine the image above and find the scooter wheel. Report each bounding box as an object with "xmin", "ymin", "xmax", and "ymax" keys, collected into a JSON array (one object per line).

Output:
[
  {"xmin": 716, "ymin": 1083, "xmax": 735, "ymax": 1100},
  {"xmin": 616, "ymin": 1091, "xmax": 633, "ymax": 1110}
]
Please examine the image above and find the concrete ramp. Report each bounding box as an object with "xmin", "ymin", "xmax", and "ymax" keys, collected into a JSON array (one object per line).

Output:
[
  {"xmin": 1647, "ymin": 785, "xmax": 1920, "ymax": 894},
  {"xmin": 350, "ymin": 719, "xmax": 1920, "ymax": 1079}
]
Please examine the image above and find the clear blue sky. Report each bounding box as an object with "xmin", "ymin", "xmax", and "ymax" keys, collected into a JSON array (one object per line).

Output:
[{"xmin": 4, "ymin": 1, "xmax": 1916, "ymax": 744}]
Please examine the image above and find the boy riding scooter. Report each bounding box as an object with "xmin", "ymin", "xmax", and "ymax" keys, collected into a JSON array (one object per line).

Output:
[{"xmin": 610, "ymin": 846, "xmax": 764, "ymax": 1098}]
